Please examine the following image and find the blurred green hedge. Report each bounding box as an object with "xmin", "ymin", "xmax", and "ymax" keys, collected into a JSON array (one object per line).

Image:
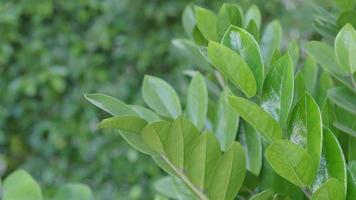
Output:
[{"xmin": 0, "ymin": 0, "xmax": 317, "ymax": 199}]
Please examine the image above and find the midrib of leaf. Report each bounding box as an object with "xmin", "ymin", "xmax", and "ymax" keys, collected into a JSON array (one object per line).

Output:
[{"xmin": 161, "ymin": 155, "xmax": 209, "ymax": 200}]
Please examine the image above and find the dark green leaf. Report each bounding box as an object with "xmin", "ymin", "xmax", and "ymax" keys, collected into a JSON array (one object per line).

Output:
[{"xmin": 347, "ymin": 161, "xmax": 356, "ymax": 200}]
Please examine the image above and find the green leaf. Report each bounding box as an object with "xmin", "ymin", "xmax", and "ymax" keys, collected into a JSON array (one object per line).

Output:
[
  {"xmin": 195, "ymin": 7, "xmax": 217, "ymax": 41},
  {"xmin": 3, "ymin": 170, "xmax": 43, "ymax": 200},
  {"xmin": 229, "ymin": 96, "xmax": 283, "ymax": 142},
  {"xmin": 265, "ymin": 140, "xmax": 316, "ymax": 187},
  {"xmin": 53, "ymin": 183, "xmax": 94, "ymax": 200},
  {"xmin": 187, "ymin": 131, "xmax": 221, "ymax": 189},
  {"xmin": 349, "ymin": 137, "xmax": 356, "ymax": 161},
  {"xmin": 142, "ymin": 121, "xmax": 171, "ymax": 154},
  {"xmin": 311, "ymin": 178, "xmax": 345, "ymax": 200},
  {"xmin": 165, "ymin": 117, "xmax": 199, "ymax": 169},
  {"xmin": 239, "ymin": 121, "xmax": 262, "ymax": 176},
  {"xmin": 300, "ymin": 55, "xmax": 318, "ymax": 95},
  {"xmin": 347, "ymin": 161, "xmax": 356, "ymax": 200},
  {"xmin": 186, "ymin": 72, "xmax": 208, "ymax": 130},
  {"xmin": 207, "ymin": 41, "xmax": 257, "ymax": 97},
  {"xmin": 261, "ymin": 20, "xmax": 283, "ymax": 67},
  {"xmin": 288, "ymin": 94, "xmax": 323, "ymax": 171},
  {"xmin": 84, "ymin": 93, "xmax": 137, "ymax": 116},
  {"xmin": 214, "ymin": 90, "xmax": 239, "ymax": 151},
  {"xmin": 261, "ymin": 53, "xmax": 294, "ymax": 129},
  {"xmin": 337, "ymin": 11, "xmax": 356, "ymax": 28},
  {"xmin": 222, "ymin": 25, "xmax": 264, "ymax": 91},
  {"xmin": 328, "ymin": 86, "xmax": 356, "ymax": 115},
  {"xmin": 333, "ymin": 105, "xmax": 356, "ymax": 137},
  {"xmin": 130, "ymin": 105, "xmax": 160, "ymax": 122},
  {"xmin": 246, "ymin": 20, "xmax": 260, "ymax": 41},
  {"xmin": 208, "ymin": 142, "xmax": 246, "ymax": 200},
  {"xmin": 316, "ymin": 71, "xmax": 334, "ymax": 106},
  {"xmin": 335, "ymin": 24, "xmax": 356, "ymax": 74},
  {"xmin": 287, "ymin": 40, "xmax": 300, "ymax": 68},
  {"xmin": 244, "ymin": 5, "xmax": 261, "ymax": 30},
  {"xmin": 249, "ymin": 190, "xmax": 273, "ymax": 200},
  {"xmin": 182, "ymin": 3, "xmax": 196, "ymax": 38},
  {"xmin": 154, "ymin": 176, "xmax": 180, "ymax": 199},
  {"xmin": 293, "ymin": 72, "xmax": 307, "ymax": 105},
  {"xmin": 217, "ymin": 3, "xmax": 242, "ymax": 40},
  {"xmin": 311, "ymin": 128, "xmax": 346, "ymax": 193},
  {"xmin": 305, "ymin": 41, "xmax": 346, "ymax": 76},
  {"xmin": 142, "ymin": 75, "xmax": 181, "ymax": 118},
  {"xmin": 334, "ymin": 0, "xmax": 355, "ymax": 11}
]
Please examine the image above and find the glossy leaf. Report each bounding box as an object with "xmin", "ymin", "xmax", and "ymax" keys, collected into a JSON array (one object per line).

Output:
[
  {"xmin": 3, "ymin": 170, "xmax": 43, "ymax": 200},
  {"xmin": 229, "ymin": 96, "xmax": 283, "ymax": 142},
  {"xmin": 288, "ymin": 94, "xmax": 323, "ymax": 171},
  {"xmin": 165, "ymin": 117, "xmax": 199, "ymax": 169},
  {"xmin": 239, "ymin": 121, "xmax": 262, "ymax": 176},
  {"xmin": 217, "ymin": 3, "xmax": 242, "ymax": 40},
  {"xmin": 261, "ymin": 53, "xmax": 294, "ymax": 128},
  {"xmin": 214, "ymin": 90, "xmax": 239, "ymax": 151},
  {"xmin": 265, "ymin": 140, "xmax": 316, "ymax": 187},
  {"xmin": 261, "ymin": 20, "xmax": 283, "ymax": 67},
  {"xmin": 187, "ymin": 132, "xmax": 221, "ymax": 189},
  {"xmin": 208, "ymin": 142, "xmax": 246, "ymax": 200},
  {"xmin": 195, "ymin": 7, "xmax": 217, "ymax": 41},
  {"xmin": 335, "ymin": 24, "xmax": 356, "ymax": 73},
  {"xmin": 244, "ymin": 5, "xmax": 261, "ymax": 30},
  {"xmin": 207, "ymin": 41, "xmax": 257, "ymax": 97},
  {"xmin": 222, "ymin": 25, "xmax": 264, "ymax": 91},
  {"xmin": 311, "ymin": 178, "xmax": 345, "ymax": 200},
  {"xmin": 328, "ymin": 86, "xmax": 356, "ymax": 115},
  {"xmin": 53, "ymin": 183, "xmax": 94, "ymax": 200},
  {"xmin": 186, "ymin": 72, "xmax": 208, "ymax": 130},
  {"xmin": 142, "ymin": 75, "xmax": 181, "ymax": 118}
]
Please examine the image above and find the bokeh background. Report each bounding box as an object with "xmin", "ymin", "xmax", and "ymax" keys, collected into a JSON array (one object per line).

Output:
[{"xmin": 0, "ymin": 0, "xmax": 332, "ymax": 199}]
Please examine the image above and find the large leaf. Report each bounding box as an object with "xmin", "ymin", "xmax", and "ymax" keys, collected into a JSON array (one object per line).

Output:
[
  {"xmin": 208, "ymin": 142, "xmax": 246, "ymax": 200},
  {"xmin": 187, "ymin": 132, "xmax": 221, "ymax": 189},
  {"xmin": 265, "ymin": 140, "xmax": 316, "ymax": 187},
  {"xmin": 261, "ymin": 53, "xmax": 294, "ymax": 129},
  {"xmin": 239, "ymin": 121, "xmax": 262, "ymax": 176},
  {"xmin": 207, "ymin": 41, "xmax": 257, "ymax": 97},
  {"xmin": 328, "ymin": 86, "xmax": 356, "ymax": 115},
  {"xmin": 222, "ymin": 25, "xmax": 264, "ymax": 91},
  {"xmin": 312, "ymin": 128, "xmax": 347, "ymax": 193},
  {"xmin": 288, "ymin": 94, "xmax": 323, "ymax": 171},
  {"xmin": 84, "ymin": 93, "xmax": 137, "ymax": 116},
  {"xmin": 311, "ymin": 178, "xmax": 345, "ymax": 200},
  {"xmin": 53, "ymin": 183, "xmax": 94, "ymax": 200},
  {"xmin": 3, "ymin": 170, "xmax": 43, "ymax": 200},
  {"xmin": 214, "ymin": 90, "xmax": 239, "ymax": 151},
  {"xmin": 335, "ymin": 24, "xmax": 356, "ymax": 74},
  {"xmin": 195, "ymin": 7, "xmax": 217, "ymax": 41},
  {"xmin": 229, "ymin": 96, "xmax": 282, "ymax": 142},
  {"xmin": 260, "ymin": 20, "xmax": 283, "ymax": 67},
  {"xmin": 217, "ymin": 3, "xmax": 242, "ymax": 40},
  {"xmin": 142, "ymin": 75, "xmax": 181, "ymax": 118},
  {"xmin": 186, "ymin": 72, "xmax": 208, "ymax": 130},
  {"xmin": 165, "ymin": 117, "xmax": 199, "ymax": 169}
]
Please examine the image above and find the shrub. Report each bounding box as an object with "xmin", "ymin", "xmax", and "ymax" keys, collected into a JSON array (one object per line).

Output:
[{"xmin": 87, "ymin": 2, "xmax": 356, "ymax": 200}]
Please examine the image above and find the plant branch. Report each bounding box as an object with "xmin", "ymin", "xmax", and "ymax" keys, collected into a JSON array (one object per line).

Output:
[{"xmin": 161, "ymin": 155, "xmax": 209, "ymax": 200}]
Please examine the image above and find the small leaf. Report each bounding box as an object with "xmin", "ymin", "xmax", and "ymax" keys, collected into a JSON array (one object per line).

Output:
[
  {"xmin": 187, "ymin": 131, "xmax": 221, "ymax": 189},
  {"xmin": 53, "ymin": 183, "xmax": 94, "ymax": 200},
  {"xmin": 287, "ymin": 40, "xmax": 300, "ymax": 68},
  {"xmin": 142, "ymin": 121, "xmax": 171, "ymax": 154},
  {"xmin": 246, "ymin": 20, "xmax": 260, "ymax": 41},
  {"xmin": 249, "ymin": 190, "xmax": 273, "ymax": 200},
  {"xmin": 229, "ymin": 96, "xmax": 283, "ymax": 142},
  {"xmin": 142, "ymin": 75, "xmax": 181, "ymax": 118},
  {"xmin": 261, "ymin": 53, "xmax": 294, "ymax": 129},
  {"xmin": 217, "ymin": 3, "xmax": 242, "ymax": 40},
  {"xmin": 165, "ymin": 117, "xmax": 199, "ymax": 169},
  {"xmin": 347, "ymin": 161, "xmax": 356, "ymax": 200},
  {"xmin": 244, "ymin": 5, "xmax": 261, "ymax": 30},
  {"xmin": 311, "ymin": 178, "xmax": 345, "ymax": 200},
  {"xmin": 222, "ymin": 25, "xmax": 264, "ymax": 91},
  {"xmin": 300, "ymin": 55, "xmax": 318, "ymax": 95},
  {"xmin": 239, "ymin": 121, "xmax": 262, "ymax": 176},
  {"xmin": 3, "ymin": 170, "xmax": 43, "ymax": 200},
  {"xmin": 130, "ymin": 105, "xmax": 160, "ymax": 122},
  {"xmin": 182, "ymin": 3, "xmax": 196, "ymax": 38},
  {"xmin": 316, "ymin": 71, "xmax": 334, "ymax": 106},
  {"xmin": 208, "ymin": 142, "xmax": 246, "ymax": 200},
  {"xmin": 195, "ymin": 7, "xmax": 217, "ymax": 41},
  {"xmin": 335, "ymin": 23, "xmax": 356, "ymax": 74},
  {"xmin": 154, "ymin": 176, "xmax": 180, "ymax": 199},
  {"xmin": 214, "ymin": 90, "xmax": 239, "ymax": 151},
  {"xmin": 288, "ymin": 94, "xmax": 323, "ymax": 172},
  {"xmin": 265, "ymin": 140, "xmax": 316, "ymax": 187},
  {"xmin": 186, "ymin": 72, "xmax": 208, "ymax": 130},
  {"xmin": 328, "ymin": 86, "xmax": 356, "ymax": 115},
  {"xmin": 261, "ymin": 20, "xmax": 283, "ymax": 67},
  {"xmin": 84, "ymin": 93, "xmax": 136, "ymax": 116},
  {"xmin": 207, "ymin": 41, "xmax": 257, "ymax": 97}
]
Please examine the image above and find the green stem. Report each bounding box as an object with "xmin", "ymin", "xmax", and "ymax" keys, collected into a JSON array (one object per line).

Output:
[{"xmin": 161, "ymin": 155, "xmax": 209, "ymax": 200}]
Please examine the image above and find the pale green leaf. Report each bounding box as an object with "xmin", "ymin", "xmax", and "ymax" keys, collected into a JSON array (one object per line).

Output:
[
  {"xmin": 53, "ymin": 183, "xmax": 94, "ymax": 200},
  {"xmin": 195, "ymin": 7, "xmax": 217, "ymax": 41},
  {"xmin": 244, "ymin": 5, "xmax": 261, "ymax": 30},
  {"xmin": 300, "ymin": 55, "xmax": 318, "ymax": 95},
  {"xmin": 335, "ymin": 23, "xmax": 356, "ymax": 74},
  {"xmin": 217, "ymin": 3, "xmax": 242, "ymax": 40},
  {"xmin": 261, "ymin": 20, "xmax": 283, "ymax": 67},
  {"xmin": 311, "ymin": 178, "xmax": 345, "ymax": 200},
  {"xmin": 182, "ymin": 3, "xmax": 196, "ymax": 38},
  {"xmin": 142, "ymin": 121, "xmax": 171, "ymax": 154},
  {"xmin": 328, "ymin": 86, "xmax": 356, "ymax": 115}
]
